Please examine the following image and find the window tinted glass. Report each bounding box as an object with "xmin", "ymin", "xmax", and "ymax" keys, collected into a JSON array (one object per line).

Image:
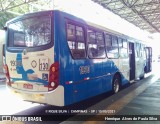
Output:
[
  {"xmin": 136, "ymin": 43, "xmax": 140, "ymax": 57},
  {"xmin": 123, "ymin": 39, "xmax": 128, "ymax": 48},
  {"xmin": 88, "ymin": 29, "xmax": 106, "ymax": 58},
  {"xmin": 118, "ymin": 38, "xmax": 123, "ymax": 47},
  {"xmin": 112, "ymin": 36, "xmax": 118, "ymax": 47},
  {"xmin": 105, "ymin": 34, "xmax": 112, "ymax": 47},
  {"xmin": 88, "ymin": 30, "xmax": 96, "ymax": 44},
  {"xmin": 67, "ymin": 24, "xmax": 75, "ymax": 41},
  {"xmin": 8, "ymin": 16, "xmax": 51, "ymax": 47},
  {"xmin": 67, "ymin": 23, "xmax": 86, "ymax": 59},
  {"xmin": 105, "ymin": 34, "xmax": 119, "ymax": 58},
  {"xmin": 119, "ymin": 39, "xmax": 128, "ymax": 58},
  {"xmin": 76, "ymin": 26, "xmax": 84, "ymax": 42}
]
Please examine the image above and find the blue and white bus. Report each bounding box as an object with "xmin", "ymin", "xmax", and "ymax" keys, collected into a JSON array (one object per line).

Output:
[{"xmin": 4, "ymin": 10, "xmax": 152, "ymax": 106}]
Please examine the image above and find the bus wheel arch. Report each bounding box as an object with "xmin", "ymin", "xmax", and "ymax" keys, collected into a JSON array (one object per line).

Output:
[{"xmin": 112, "ymin": 72, "xmax": 121, "ymax": 94}]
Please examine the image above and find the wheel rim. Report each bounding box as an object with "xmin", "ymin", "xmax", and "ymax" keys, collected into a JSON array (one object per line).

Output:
[{"xmin": 113, "ymin": 78, "xmax": 119, "ymax": 93}]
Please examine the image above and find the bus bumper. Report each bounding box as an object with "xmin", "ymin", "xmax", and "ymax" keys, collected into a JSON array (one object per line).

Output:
[{"xmin": 7, "ymin": 85, "xmax": 65, "ymax": 106}]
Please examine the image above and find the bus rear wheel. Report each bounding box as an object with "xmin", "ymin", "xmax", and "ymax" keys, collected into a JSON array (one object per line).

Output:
[
  {"xmin": 112, "ymin": 75, "xmax": 120, "ymax": 94},
  {"xmin": 140, "ymin": 75, "xmax": 144, "ymax": 80}
]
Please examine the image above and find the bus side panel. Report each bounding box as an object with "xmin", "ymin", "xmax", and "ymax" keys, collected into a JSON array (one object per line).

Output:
[
  {"xmin": 56, "ymin": 13, "xmax": 114, "ymax": 105},
  {"xmin": 135, "ymin": 45, "xmax": 146, "ymax": 79},
  {"xmin": 56, "ymin": 11, "xmax": 130, "ymax": 105},
  {"xmin": 70, "ymin": 59, "xmax": 130, "ymax": 104},
  {"xmin": 72, "ymin": 60, "xmax": 114, "ymax": 103},
  {"xmin": 54, "ymin": 11, "xmax": 75, "ymax": 105},
  {"xmin": 118, "ymin": 58, "xmax": 130, "ymax": 85},
  {"xmin": 55, "ymin": 10, "xmax": 131, "ymax": 105},
  {"xmin": 135, "ymin": 57, "xmax": 145, "ymax": 79}
]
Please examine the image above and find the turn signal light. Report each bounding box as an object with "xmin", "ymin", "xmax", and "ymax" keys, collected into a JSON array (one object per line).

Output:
[{"xmin": 51, "ymin": 67, "xmax": 56, "ymax": 72}]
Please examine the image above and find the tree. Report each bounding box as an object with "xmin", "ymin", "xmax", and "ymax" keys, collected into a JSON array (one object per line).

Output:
[{"xmin": 0, "ymin": 12, "xmax": 17, "ymax": 29}]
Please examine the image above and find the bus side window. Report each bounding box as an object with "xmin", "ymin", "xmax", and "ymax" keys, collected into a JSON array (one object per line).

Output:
[
  {"xmin": 67, "ymin": 23, "xmax": 86, "ymax": 59},
  {"xmin": 105, "ymin": 34, "xmax": 119, "ymax": 58},
  {"xmin": 87, "ymin": 29, "xmax": 106, "ymax": 58},
  {"xmin": 140, "ymin": 44, "xmax": 143, "ymax": 57},
  {"xmin": 135, "ymin": 43, "xmax": 140, "ymax": 58},
  {"xmin": 119, "ymin": 38, "xmax": 128, "ymax": 58},
  {"xmin": 67, "ymin": 23, "xmax": 75, "ymax": 42}
]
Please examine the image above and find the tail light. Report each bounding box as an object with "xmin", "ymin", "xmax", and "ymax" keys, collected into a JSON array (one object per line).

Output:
[
  {"xmin": 48, "ymin": 62, "xmax": 59, "ymax": 91},
  {"xmin": 3, "ymin": 64, "xmax": 11, "ymax": 86}
]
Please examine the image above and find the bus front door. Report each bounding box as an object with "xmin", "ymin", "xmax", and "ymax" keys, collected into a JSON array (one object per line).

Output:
[
  {"xmin": 145, "ymin": 47, "xmax": 152, "ymax": 73},
  {"xmin": 129, "ymin": 42, "xmax": 135, "ymax": 81}
]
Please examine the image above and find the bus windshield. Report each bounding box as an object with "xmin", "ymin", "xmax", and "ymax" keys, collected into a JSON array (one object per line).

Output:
[{"xmin": 8, "ymin": 15, "xmax": 51, "ymax": 47}]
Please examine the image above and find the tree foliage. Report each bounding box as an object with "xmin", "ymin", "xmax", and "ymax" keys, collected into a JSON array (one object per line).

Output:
[
  {"xmin": 0, "ymin": 0, "xmax": 52, "ymax": 29},
  {"xmin": 0, "ymin": 12, "xmax": 17, "ymax": 29}
]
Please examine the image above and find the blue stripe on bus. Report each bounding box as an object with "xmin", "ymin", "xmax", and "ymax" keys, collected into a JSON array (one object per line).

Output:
[{"xmin": 11, "ymin": 53, "xmax": 48, "ymax": 85}]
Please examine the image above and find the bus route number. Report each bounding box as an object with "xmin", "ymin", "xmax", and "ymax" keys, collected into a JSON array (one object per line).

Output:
[{"xmin": 39, "ymin": 58, "xmax": 49, "ymax": 71}]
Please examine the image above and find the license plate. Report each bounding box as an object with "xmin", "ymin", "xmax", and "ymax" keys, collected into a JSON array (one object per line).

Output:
[
  {"xmin": 23, "ymin": 84, "xmax": 33, "ymax": 89},
  {"xmin": 39, "ymin": 58, "xmax": 49, "ymax": 71}
]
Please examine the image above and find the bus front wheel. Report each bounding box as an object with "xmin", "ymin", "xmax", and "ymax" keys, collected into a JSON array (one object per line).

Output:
[{"xmin": 112, "ymin": 75, "xmax": 120, "ymax": 94}]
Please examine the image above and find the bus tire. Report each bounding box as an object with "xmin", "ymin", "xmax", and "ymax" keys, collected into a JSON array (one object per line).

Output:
[
  {"xmin": 112, "ymin": 74, "xmax": 120, "ymax": 94},
  {"xmin": 140, "ymin": 75, "xmax": 144, "ymax": 80}
]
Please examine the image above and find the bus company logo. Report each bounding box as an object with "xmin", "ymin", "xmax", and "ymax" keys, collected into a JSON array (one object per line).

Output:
[
  {"xmin": 79, "ymin": 66, "xmax": 90, "ymax": 74},
  {"xmin": 1, "ymin": 116, "xmax": 11, "ymax": 121}
]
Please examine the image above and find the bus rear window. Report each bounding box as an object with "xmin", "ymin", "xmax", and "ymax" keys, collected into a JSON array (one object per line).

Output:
[{"xmin": 8, "ymin": 15, "xmax": 51, "ymax": 47}]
